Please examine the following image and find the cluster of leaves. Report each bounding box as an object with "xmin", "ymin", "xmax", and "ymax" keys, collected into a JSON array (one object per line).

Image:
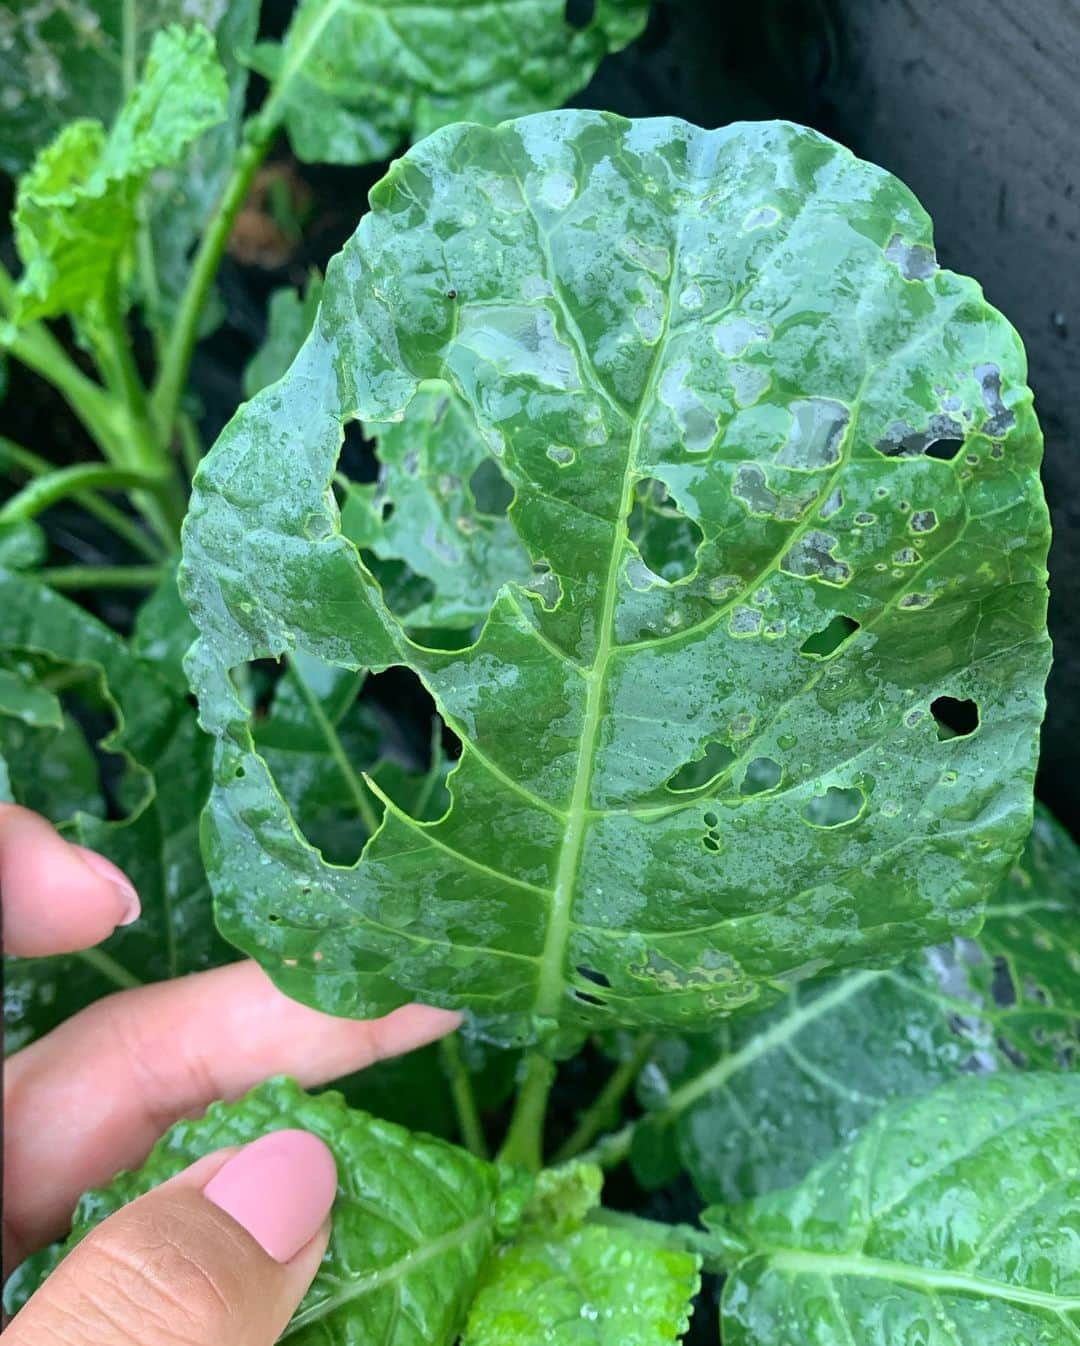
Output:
[{"xmin": 2, "ymin": 3, "xmax": 1077, "ymax": 1345}]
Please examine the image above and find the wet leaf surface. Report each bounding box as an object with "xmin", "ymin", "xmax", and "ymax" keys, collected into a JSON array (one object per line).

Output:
[
  {"xmin": 182, "ymin": 113, "xmax": 1051, "ymax": 1046},
  {"xmin": 718, "ymin": 1072, "xmax": 1080, "ymax": 1345}
]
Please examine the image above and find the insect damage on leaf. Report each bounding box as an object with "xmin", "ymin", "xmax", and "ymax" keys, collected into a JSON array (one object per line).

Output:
[
  {"xmin": 629, "ymin": 802, "xmax": 1080, "ymax": 1205},
  {"xmin": 181, "ymin": 112, "xmax": 1051, "ymax": 1047}
]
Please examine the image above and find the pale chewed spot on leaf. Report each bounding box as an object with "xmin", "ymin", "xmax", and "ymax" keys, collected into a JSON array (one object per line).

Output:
[{"xmin": 181, "ymin": 113, "xmax": 1051, "ymax": 1046}]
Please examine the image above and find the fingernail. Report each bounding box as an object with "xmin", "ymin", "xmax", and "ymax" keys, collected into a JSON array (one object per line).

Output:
[
  {"xmin": 72, "ymin": 846, "xmax": 141, "ymax": 925},
  {"xmin": 202, "ymin": 1130, "xmax": 338, "ymax": 1263}
]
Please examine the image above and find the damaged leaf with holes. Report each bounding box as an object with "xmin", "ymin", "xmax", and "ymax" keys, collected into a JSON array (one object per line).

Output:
[
  {"xmin": 182, "ymin": 112, "xmax": 1050, "ymax": 1045},
  {"xmin": 628, "ymin": 806, "xmax": 1080, "ymax": 1205}
]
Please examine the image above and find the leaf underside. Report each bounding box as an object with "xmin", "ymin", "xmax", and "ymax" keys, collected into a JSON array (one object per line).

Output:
[
  {"xmin": 631, "ymin": 802, "xmax": 1080, "ymax": 1204},
  {"xmin": 182, "ymin": 113, "xmax": 1051, "ymax": 1046},
  {"xmin": 4, "ymin": 1077, "xmax": 517, "ymax": 1344},
  {"xmin": 720, "ymin": 1072, "xmax": 1080, "ymax": 1345}
]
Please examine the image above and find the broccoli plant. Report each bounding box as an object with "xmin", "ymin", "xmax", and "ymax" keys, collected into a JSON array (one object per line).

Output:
[{"xmin": 2, "ymin": 7, "xmax": 1077, "ymax": 1345}]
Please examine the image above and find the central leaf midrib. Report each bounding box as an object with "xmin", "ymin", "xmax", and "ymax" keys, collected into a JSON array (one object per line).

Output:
[
  {"xmin": 760, "ymin": 1247, "xmax": 1080, "ymax": 1314},
  {"xmin": 531, "ymin": 205, "xmax": 684, "ymax": 1021}
]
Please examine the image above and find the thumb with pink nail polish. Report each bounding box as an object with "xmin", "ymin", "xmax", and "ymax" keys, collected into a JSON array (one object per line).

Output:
[{"xmin": 5, "ymin": 1131, "xmax": 339, "ymax": 1346}]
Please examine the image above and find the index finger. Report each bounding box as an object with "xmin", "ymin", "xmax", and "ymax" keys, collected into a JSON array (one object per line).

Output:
[{"xmin": 0, "ymin": 804, "xmax": 140, "ymax": 956}]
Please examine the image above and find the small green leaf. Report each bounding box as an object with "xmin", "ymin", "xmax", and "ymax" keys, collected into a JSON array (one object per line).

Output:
[
  {"xmin": 250, "ymin": 0, "xmax": 648, "ymax": 165},
  {"xmin": 0, "ymin": 572, "xmax": 228, "ymax": 1053},
  {"xmin": 13, "ymin": 24, "xmax": 227, "ymax": 322},
  {"xmin": 630, "ymin": 803, "xmax": 1080, "ymax": 1203},
  {"xmin": 463, "ymin": 1223, "xmax": 700, "ymax": 1346},
  {"xmin": 718, "ymin": 1072, "xmax": 1080, "ymax": 1345},
  {"xmin": 340, "ymin": 385, "xmax": 533, "ymax": 628},
  {"xmin": 5, "ymin": 1076, "xmax": 528, "ymax": 1345},
  {"xmin": 244, "ymin": 273, "xmax": 324, "ymax": 398},
  {"xmin": 0, "ymin": 520, "xmax": 45, "ymax": 571},
  {"xmin": 0, "ymin": 2, "xmax": 257, "ymax": 328},
  {"xmin": 182, "ymin": 114, "xmax": 1051, "ymax": 1045}
]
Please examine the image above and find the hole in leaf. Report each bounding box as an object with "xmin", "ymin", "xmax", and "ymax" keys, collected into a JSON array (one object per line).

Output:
[
  {"xmin": 339, "ymin": 419, "xmax": 378, "ymax": 483},
  {"xmin": 924, "ymin": 438, "xmax": 963, "ymax": 461},
  {"xmin": 573, "ymin": 988, "xmax": 606, "ymax": 1007},
  {"xmin": 801, "ymin": 785, "xmax": 865, "ymax": 828},
  {"xmin": 740, "ymin": 756, "xmax": 782, "ymax": 795},
  {"xmin": 577, "ymin": 964, "xmax": 611, "ymax": 988},
  {"xmin": 564, "ymin": 0, "xmax": 595, "ymax": 27},
  {"xmin": 702, "ymin": 834, "xmax": 720, "ymax": 852},
  {"xmin": 991, "ymin": 955, "xmax": 1016, "ymax": 1007},
  {"xmin": 666, "ymin": 740, "xmax": 735, "ymax": 792},
  {"xmin": 931, "ymin": 696, "xmax": 979, "ymax": 739},
  {"xmin": 268, "ymin": 912, "xmax": 281, "ymax": 924},
  {"xmin": 468, "ymin": 458, "xmax": 514, "ymax": 516},
  {"xmin": 703, "ymin": 810, "xmax": 718, "ymax": 828},
  {"xmin": 628, "ymin": 478, "xmax": 704, "ymax": 582},
  {"xmin": 800, "ymin": 613, "xmax": 860, "ymax": 658}
]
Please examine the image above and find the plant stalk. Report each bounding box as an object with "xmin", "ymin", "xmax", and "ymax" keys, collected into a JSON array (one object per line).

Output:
[
  {"xmin": 553, "ymin": 1033, "xmax": 656, "ymax": 1164},
  {"xmin": 151, "ymin": 122, "xmax": 274, "ymax": 444},
  {"xmin": 497, "ymin": 1051, "xmax": 556, "ymax": 1171},
  {"xmin": 39, "ymin": 564, "xmax": 164, "ymax": 590},
  {"xmin": 438, "ymin": 1034, "xmax": 488, "ymax": 1159},
  {"xmin": 0, "ymin": 463, "xmax": 168, "ymax": 525},
  {"xmin": 577, "ymin": 1119, "xmax": 634, "ymax": 1171},
  {"xmin": 0, "ymin": 438, "xmax": 164, "ymax": 560}
]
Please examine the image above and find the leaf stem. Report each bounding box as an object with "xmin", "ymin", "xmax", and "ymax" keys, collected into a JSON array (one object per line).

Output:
[
  {"xmin": 151, "ymin": 121, "xmax": 274, "ymax": 443},
  {"xmin": 0, "ymin": 438, "xmax": 164, "ymax": 560},
  {"xmin": 553, "ymin": 1033, "xmax": 655, "ymax": 1164},
  {"xmin": 497, "ymin": 1050, "xmax": 556, "ymax": 1171},
  {"xmin": 288, "ymin": 657, "xmax": 382, "ymax": 835},
  {"xmin": 586, "ymin": 1208, "xmax": 747, "ymax": 1273},
  {"xmin": 576, "ymin": 1119, "xmax": 635, "ymax": 1171},
  {"xmin": 77, "ymin": 944, "xmax": 144, "ymax": 991},
  {"xmin": 0, "ymin": 270, "xmax": 129, "ymax": 461},
  {"xmin": 0, "ymin": 463, "xmax": 168, "ymax": 525},
  {"xmin": 438, "ymin": 1033, "xmax": 488, "ymax": 1158},
  {"xmin": 39, "ymin": 564, "xmax": 164, "ymax": 590}
]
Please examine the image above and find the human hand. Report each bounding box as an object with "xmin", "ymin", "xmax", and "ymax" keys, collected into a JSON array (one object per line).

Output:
[{"xmin": 1, "ymin": 801, "xmax": 460, "ymax": 1343}]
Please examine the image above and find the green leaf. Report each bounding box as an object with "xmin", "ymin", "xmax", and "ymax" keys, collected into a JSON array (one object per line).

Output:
[
  {"xmin": 250, "ymin": 0, "xmax": 648, "ymax": 166},
  {"xmin": 12, "ymin": 24, "xmax": 227, "ymax": 322},
  {"xmin": 0, "ymin": 663, "xmax": 64, "ymax": 728},
  {"xmin": 340, "ymin": 385, "xmax": 534, "ymax": 628},
  {"xmin": 244, "ymin": 273, "xmax": 325, "ymax": 398},
  {"xmin": 5, "ymin": 1075, "xmax": 528, "ymax": 1343},
  {"xmin": 0, "ymin": 519, "xmax": 46, "ymax": 571},
  {"xmin": 718, "ymin": 1072, "xmax": 1080, "ymax": 1345},
  {"xmin": 0, "ymin": 572, "xmax": 228, "ymax": 1053},
  {"xmin": 630, "ymin": 803, "xmax": 1080, "ymax": 1203},
  {"xmin": 130, "ymin": 560, "xmax": 197, "ymax": 693},
  {"xmin": 181, "ymin": 114, "xmax": 1051, "ymax": 1046},
  {"xmin": 463, "ymin": 1223, "xmax": 700, "ymax": 1346},
  {"xmin": 0, "ymin": 1, "xmax": 257, "ymax": 328}
]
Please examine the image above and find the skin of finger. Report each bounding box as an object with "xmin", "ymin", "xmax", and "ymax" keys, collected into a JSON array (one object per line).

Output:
[
  {"xmin": 0, "ymin": 804, "xmax": 136, "ymax": 956},
  {"xmin": 4, "ymin": 958, "xmax": 459, "ymax": 1265},
  {"xmin": 3, "ymin": 1152, "xmax": 330, "ymax": 1346}
]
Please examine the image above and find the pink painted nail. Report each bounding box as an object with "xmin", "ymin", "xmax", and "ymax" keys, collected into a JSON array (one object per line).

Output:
[
  {"xmin": 202, "ymin": 1130, "xmax": 338, "ymax": 1263},
  {"xmin": 73, "ymin": 846, "xmax": 141, "ymax": 925}
]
